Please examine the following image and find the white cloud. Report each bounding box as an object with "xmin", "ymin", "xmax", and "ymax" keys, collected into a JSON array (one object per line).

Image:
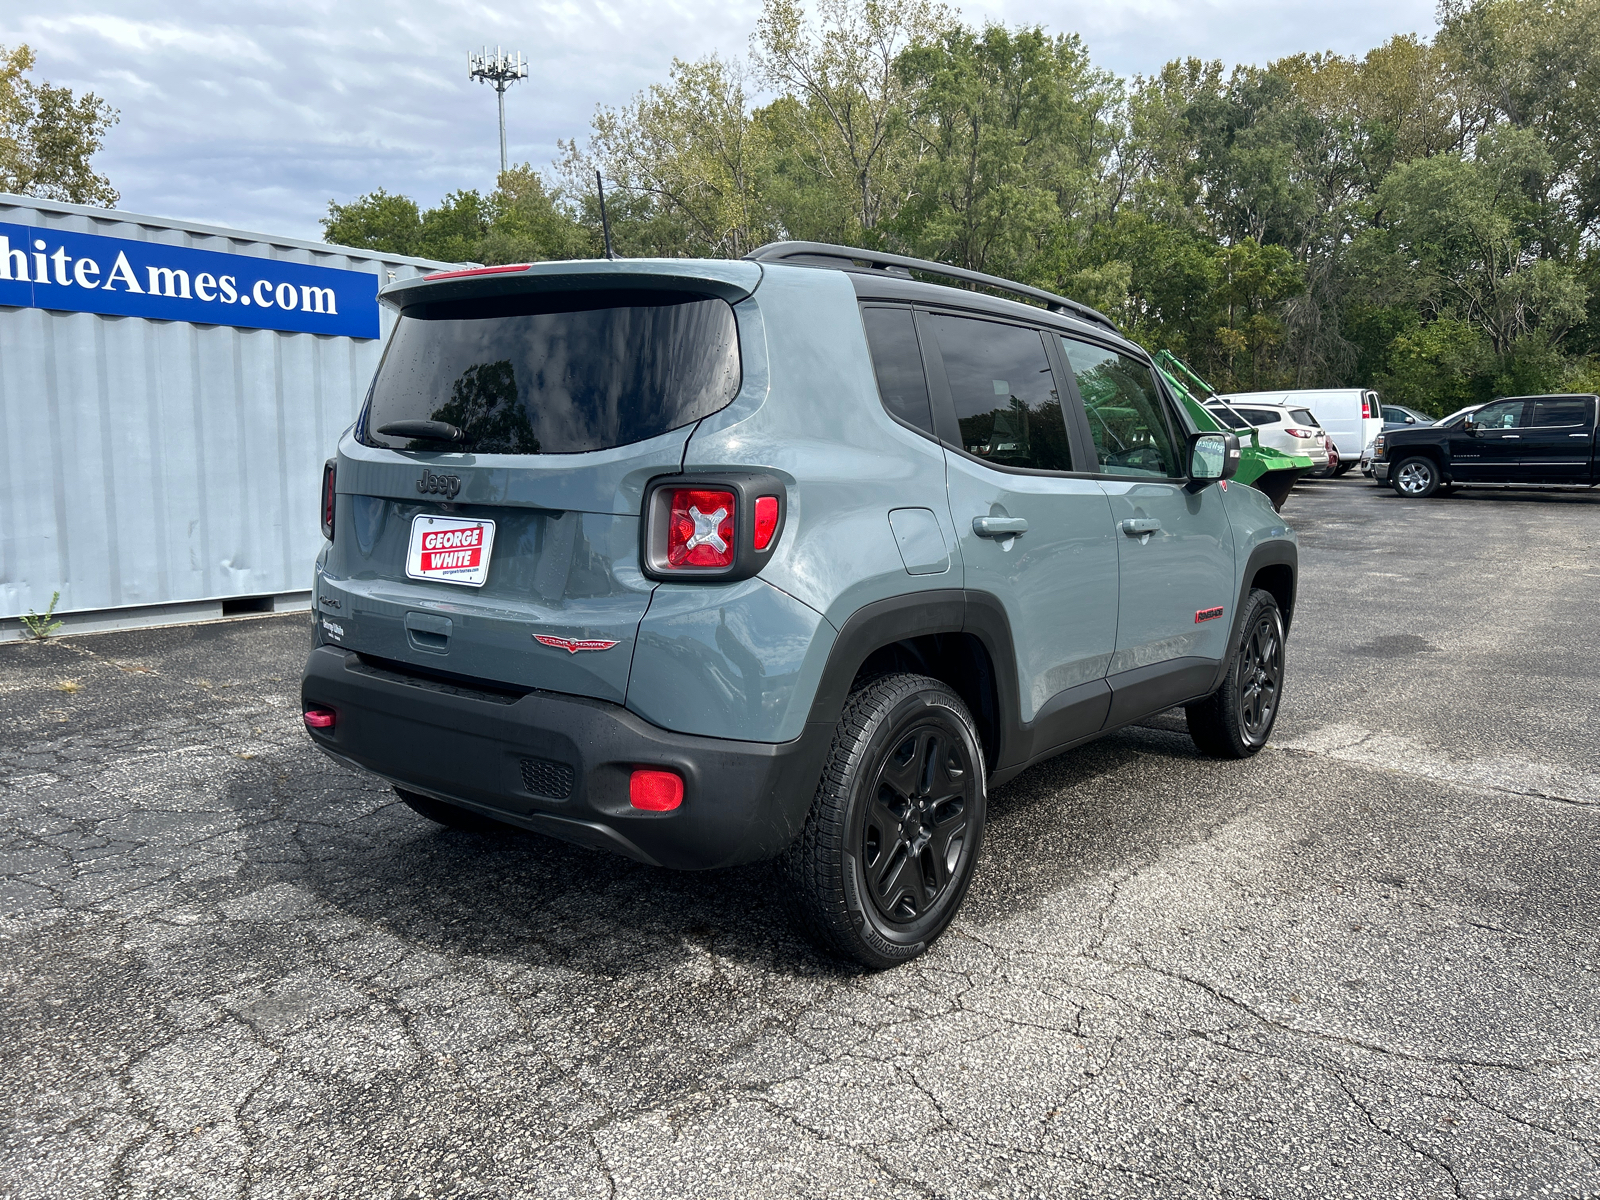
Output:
[{"xmin": 1, "ymin": 0, "xmax": 1436, "ymax": 242}]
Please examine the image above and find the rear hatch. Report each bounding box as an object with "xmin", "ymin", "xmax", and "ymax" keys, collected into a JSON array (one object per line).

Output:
[{"xmin": 323, "ymin": 260, "xmax": 761, "ymax": 703}]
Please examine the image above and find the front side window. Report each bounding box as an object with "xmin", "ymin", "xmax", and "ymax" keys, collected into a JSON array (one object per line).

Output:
[
  {"xmin": 363, "ymin": 289, "xmax": 741, "ymax": 455},
  {"xmin": 1471, "ymin": 400, "xmax": 1527, "ymax": 430},
  {"xmin": 1531, "ymin": 396, "xmax": 1595, "ymax": 428},
  {"xmin": 1061, "ymin": 338, "xmax": 1180, "ymax": 477},
  {"xmin": 861, "ymin": 306, "xmax": 935, "ymax": 435},
  {"xmin": 928, "ymin": 314, "xmax": 1072, "ymax": 471}
]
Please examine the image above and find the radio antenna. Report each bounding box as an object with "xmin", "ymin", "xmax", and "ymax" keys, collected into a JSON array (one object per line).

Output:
[{"xmin": 595, "ymin": 169, "xmax": 616, "ymax": 260}]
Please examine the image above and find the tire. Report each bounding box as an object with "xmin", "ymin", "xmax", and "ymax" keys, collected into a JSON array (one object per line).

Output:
[
  {"xmin": 394, "ymin": 786, "xmax": 511, "ymax": 833},
  {"xmin": 778, "ymin": 673, "xmax": 987, "ymax": 970},
  {"xmin": 1390, "ymin": 455, "xmax": 1441, "ymax": 498},
  {"xmin": 1333, "ymin": 459, "xmax": 1355, "ymax": 476},
  {"xmin": 1186, "ymin": 588, "xmax": 1286, "ymax": 759}
]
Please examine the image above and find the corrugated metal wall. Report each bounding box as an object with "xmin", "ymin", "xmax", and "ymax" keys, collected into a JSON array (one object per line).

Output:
[{"xmin": 0, "ymin": 194, "xmax": 449, "ymax": 622}]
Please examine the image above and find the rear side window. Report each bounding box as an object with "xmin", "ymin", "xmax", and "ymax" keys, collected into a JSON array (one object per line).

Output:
[
  {"xmin": 362, "ymin": 289, "xmax": 741, "ymax": 454},
  {"xmin": 928, "ymin": 314, "xmax": 1071, "ymax": 471},
  {"xmin": 1531, "ymin": 396, "xmax": 1595, "ymax": 427},
  {"xmin": 1290, "ymin": 408, "xmax": 1319, "ymax": 426},
  {"xmin": 860, "ymin": 306, "xmax": 935, "ymax": 435},
  {"xmin": 1061, "ymin": 338, "xmax": 1179, "ymax": 477}
]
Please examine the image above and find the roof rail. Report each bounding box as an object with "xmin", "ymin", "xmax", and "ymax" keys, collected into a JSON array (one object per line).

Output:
[{"xmin": 744, "ymin": 240, "xmax": 1116, "ymax": 332}]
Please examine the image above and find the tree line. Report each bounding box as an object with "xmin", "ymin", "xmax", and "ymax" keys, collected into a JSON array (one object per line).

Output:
[{"xmin": 319, "ymin": 0, "xmax": 1594, "ymax": 409}]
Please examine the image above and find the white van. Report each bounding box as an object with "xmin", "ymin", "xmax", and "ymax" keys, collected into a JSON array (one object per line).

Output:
[{"xmin": 1215, "ymin": 388, "xmax": 1384, "ymax": 472}]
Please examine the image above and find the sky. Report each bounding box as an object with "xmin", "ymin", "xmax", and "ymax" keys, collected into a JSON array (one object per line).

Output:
[{"xmin": 2, "ymin": 0, "xmax": 1439, "ymax": 244}]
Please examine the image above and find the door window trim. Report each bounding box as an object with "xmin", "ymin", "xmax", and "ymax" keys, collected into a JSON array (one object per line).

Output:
[
  {"xmin": 915, "ymin": 305, "xmax": 1100, "ymax": 479},
  {"xmin": 1056, "ymin": 331, "xmax": 1193, "ymax": 482}
]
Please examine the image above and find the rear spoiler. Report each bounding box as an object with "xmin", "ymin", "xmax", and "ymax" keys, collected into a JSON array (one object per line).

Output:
[{"xmin": 379, "ymin": 258, "xmax": 763, "ymax": 310}]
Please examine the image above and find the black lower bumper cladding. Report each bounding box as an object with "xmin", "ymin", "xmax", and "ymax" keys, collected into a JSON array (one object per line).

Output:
[{"xmin": 300, "ymin": 646, "xmax": 828, "ymax": 870}]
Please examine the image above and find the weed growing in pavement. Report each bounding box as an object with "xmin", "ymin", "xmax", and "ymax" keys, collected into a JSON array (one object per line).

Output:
[
  {"xmin": 56, "ymin": 680, "xmax": 82, "ymax": 694},
  {"xmin": 20, "ymin": 592, "xmax": 64, "ymax": 641}
]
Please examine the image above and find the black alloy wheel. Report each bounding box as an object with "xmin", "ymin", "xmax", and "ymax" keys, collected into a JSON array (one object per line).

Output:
[
  {"xmin": 1186, "ymin": 588, "xmax": 1286, "ymax": 759},
  {"xmin": 1235, "ymin": 608, "xmax": 1283, "ymax": 746},
  {"xmin": 780, "ymin": 673, "xmax": 987, "ymax": 969},
  {"xmin": 860, "ymin": 722, "xmax": 974, "ymax": 925}
]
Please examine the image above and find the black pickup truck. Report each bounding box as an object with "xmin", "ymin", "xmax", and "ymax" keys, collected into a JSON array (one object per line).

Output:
[{"xmin": 1373, "ymin": 394, "xmax": 1599, "ymax": 497}]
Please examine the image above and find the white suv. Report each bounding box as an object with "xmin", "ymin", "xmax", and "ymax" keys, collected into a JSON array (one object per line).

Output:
[{"xmin": 1205, "ymin": 401, "xmax": 1329, "ymax": 470}]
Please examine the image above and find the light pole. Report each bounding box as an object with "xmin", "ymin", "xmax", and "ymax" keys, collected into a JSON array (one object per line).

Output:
[{"xmin": 468, "ymin": 46, "xmax": 528, "ymax": 177}]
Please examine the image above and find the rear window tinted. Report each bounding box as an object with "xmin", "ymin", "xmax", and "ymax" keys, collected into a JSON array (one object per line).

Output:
[
  {"xmin": 362, "ymin": 290, "xmax": 740, "ymax": 454},
  {"xmin": 1531, "ymin": 397, "xmax": 1595, "ymax": 427},
  {"xmin": 1290, "ymin": 408, "xmax": 1318, "ymax": 426},
  {"xmin": 861, "ymin": 306, "xmax": 935, "ymax": 435},
  {"xmin": 929, "ymin": 314, "xmax": 1072, "ymax": 471}
]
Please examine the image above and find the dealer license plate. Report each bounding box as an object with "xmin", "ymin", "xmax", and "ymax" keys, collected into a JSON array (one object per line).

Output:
[{"xmin": 405, "ymin": 515, "xmax": 496, "ymax": 588}]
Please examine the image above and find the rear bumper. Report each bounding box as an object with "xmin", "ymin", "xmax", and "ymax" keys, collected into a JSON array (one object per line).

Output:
[{"xmin": 300, "ymin": 645, "xmax": 829, "ymax": 869}]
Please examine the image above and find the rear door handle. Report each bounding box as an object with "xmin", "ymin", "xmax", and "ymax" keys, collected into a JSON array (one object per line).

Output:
[
  {"xmin": 1121, "ymin": 518, "xmax": 1162, "ymax": 536},
  {"xmin": 973, "ymin": 516, "xmax": 1028, "ymax": 538}
]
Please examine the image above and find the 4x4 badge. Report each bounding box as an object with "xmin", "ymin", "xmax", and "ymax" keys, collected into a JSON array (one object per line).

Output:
[{"xmin": 534, "ymin": 634, "xmax": 619, "ymax": 654}]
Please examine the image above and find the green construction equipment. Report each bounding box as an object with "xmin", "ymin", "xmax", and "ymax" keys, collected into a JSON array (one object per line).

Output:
[{"xmin": 1153, "ymin": 349, "xmax": 1312, "ymax": 511}]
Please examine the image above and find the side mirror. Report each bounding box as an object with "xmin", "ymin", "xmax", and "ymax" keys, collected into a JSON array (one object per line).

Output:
[
  {"xmin": 1405, "ymin": 415, "xmax": 1416, "ymax": 424},
  {"xmin": 1188, "ymin": 432, "xmax": 1240, "ymax": 490},
  {"xmin": 1463, "ymin": 419, "xmax": 1478, "ymax": 431}
]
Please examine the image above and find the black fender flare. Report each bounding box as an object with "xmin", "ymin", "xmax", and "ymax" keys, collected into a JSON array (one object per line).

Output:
[
  {"xmin": 804, "ymin": 589, "xmax": 1023, "ymax": 770},
  {"xmin": 1207, "ymin": 539, "xmax": 1298, "ymax": 694}
]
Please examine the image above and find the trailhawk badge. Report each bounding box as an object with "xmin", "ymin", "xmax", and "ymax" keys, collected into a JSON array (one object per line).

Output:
[{"xmin": 534, "ymin": 634, "xmax": 620, "ymax": 654}]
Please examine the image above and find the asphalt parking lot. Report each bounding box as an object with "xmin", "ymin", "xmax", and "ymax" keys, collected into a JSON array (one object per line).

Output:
[{"xmin": 3, "ymin": 475, "xmax": 1598, "ymax": 1200}]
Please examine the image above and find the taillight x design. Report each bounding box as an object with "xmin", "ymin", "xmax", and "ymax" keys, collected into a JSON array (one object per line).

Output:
[
  {"xmin": 667, "ymin": 489, "xmax": 736, "ymax": 568},
  {"xmin": 642, "ymin": 472, "xmax": 787, "ymax": 582}
]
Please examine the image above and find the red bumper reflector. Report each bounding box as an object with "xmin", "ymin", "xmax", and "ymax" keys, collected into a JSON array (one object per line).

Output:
[
  {"xmin": 629, "ymin": 769, "xmax": 683, "ymax": 811},
  {"xmin": 303, "ymin": 708, "xmax": 336, "ymax": 729},
  {"xmin": 753, "ymin": 495, "xmax": 780, "ymax": 550}
]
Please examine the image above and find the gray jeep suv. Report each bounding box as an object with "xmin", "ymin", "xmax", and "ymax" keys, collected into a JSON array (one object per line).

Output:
[{"xmin": 301, "ymin": 242, "xmax": 1297, "ymax": 968}]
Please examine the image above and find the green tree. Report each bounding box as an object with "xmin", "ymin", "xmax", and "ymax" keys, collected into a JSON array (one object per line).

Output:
[
  {"xmin": 561, "ymin": 55, "xmax": 777, "ymax": 257},
  {"xmin": 752, "ymin": 0, "xmax": 954, "ymax": 240},
  {"xmin": 321, "ymin": 188, "xmax": 423, "ymax": 255},
  {"xmin": 892, "ymin": 24, "xmax": 1123, "ymax": 282},
  {"xmin": 0, "ymin": 44, "xmax": 119, "ymax": 205}
]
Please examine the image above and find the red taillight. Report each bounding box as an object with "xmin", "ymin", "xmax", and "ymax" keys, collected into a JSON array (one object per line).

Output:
[
  {"xmin": 1361, "ymin": 399, "xmax": 1373, "ymax": 418},
  {"xmin": 753, "ymin": 496, "xmax": 779, "ymax": 551},
  {"xmin": 320, "ymin": 459, "xmax": 336, "ymax": 541},
  {"xmin": 303, "ymin": 707, "xmax": 335, "ymax": 729},
  {"xmin": 422, "ymin": 263, "xmax": 532, "ymax": 281},
  {"xmin": 629, "ymin": 769, "xmax": 683, "ymax": 811},
  {"xmin": 666, "ymin": 489, "xmax": 736, "ymax": 568},
  {"xmin": 1284, "ymin": 426, "xmax": 1318, "ymax": 439}
]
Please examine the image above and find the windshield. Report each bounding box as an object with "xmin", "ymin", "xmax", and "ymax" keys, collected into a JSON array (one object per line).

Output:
[
  {"xmin": 361, "ymin": 289, "xmax": 741, "ymax": 454},
  {"xmin": 1435, "ymin": 406, "xmax": 1480, "ymax": 427}
]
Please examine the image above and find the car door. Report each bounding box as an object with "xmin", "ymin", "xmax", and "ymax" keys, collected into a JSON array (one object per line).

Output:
[
  {"xmin": 1058, "ymin": 335, "xmax": 1236, "ymax": 723},
  {"xmin": 922, "ymin": 310, "xmax": 1121, "ymax": 755},
  {"xmin": 1517, "ymin": 396, "xmax": 1597, "ymax": 482},
  {"xmin": 1448, "ymin": 398, "xmax": 1527, "ymax": 479}
]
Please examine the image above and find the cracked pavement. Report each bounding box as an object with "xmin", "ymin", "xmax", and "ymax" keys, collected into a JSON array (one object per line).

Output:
[{"xmin": 3, "ymin": 476, "xmax": 1598, "ymax": 1199}]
